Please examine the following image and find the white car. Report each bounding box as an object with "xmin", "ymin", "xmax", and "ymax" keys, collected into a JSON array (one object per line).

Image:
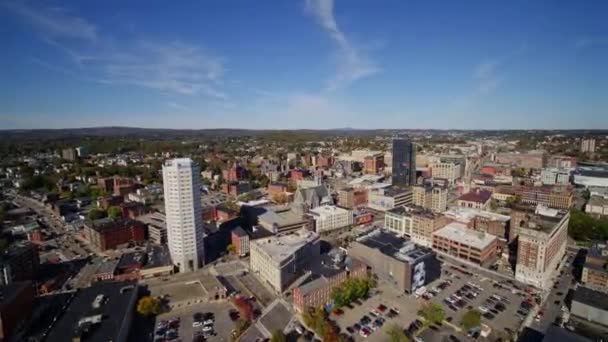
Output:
[
  {"xmin": 202, "ymin": 326, "xmax": 213, "ymax": 332},
  {"xmin": 204, "ymin": 319, "xmax": 214, "ymax": 325},
  {"xmin": 192, "ymin": 321, "xmax": 203, "ymax": 328}
]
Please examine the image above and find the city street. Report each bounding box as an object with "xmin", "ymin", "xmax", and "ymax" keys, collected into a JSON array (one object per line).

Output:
[{"xmin": 528, "ymin": 251, "xmax": 577, "ymax": 333}]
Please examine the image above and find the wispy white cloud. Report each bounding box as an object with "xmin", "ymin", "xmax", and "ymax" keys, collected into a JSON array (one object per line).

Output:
[
  {"xmin": 6, "ymin": 1, "xmax": 227, "ymax": 99},
  {"xmin": 166, "ymin": 102, "xmax": 189, "ymax": 110},
  {"xmin": 473, "ymin": 60, "xmax": 503, "ymax": 94},
  {"xmin": 305, "ymin": 0, "xmax": 379, "ymax": 90},
  {"xmin": 3, "ymin": 0, "xmax": 97, "ymax": 42}
]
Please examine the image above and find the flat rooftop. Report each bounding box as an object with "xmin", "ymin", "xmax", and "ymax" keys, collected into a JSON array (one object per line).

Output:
[
  {"xmin": 588, "ymin": 195, "xmax": 608, "ymax": 208},
  {"xmin": 387, "ymin": 205, "xmax": 441, "ymax": 219},
  {"xmin": 514, "ymin": 205, "xmax": 568, "ymax": 235},
  {"xmin": 43, "ymin": 281, "xmax": 138, "ymax": 342},
  {"xmin": 433, "ymin": 222, "xmax": 497, "ymax": 250},
  {"xmin": 135, "ymin": 212, "xmax": 166, "ymax": 229},
  {"xmin": 257, "ymin": 206, "xmax": 307, "ymax": 227},
  {"xmin": 250, "ymin": 229, "xmax": 319, "ymax": 264},
  {"xmin": 444, "ymin": 207, "xmax": 510, "ymax": 224},
  {"xmin": 573, "ymin": 286, "xmax": 608, "ymax": 311},
  {"xmin": 355, "ymin": 229, "xmax": 434, "ymax": 263},
  {"xmin": 309, "ymin": 205, "xmax": 351, "ymax": 218}
]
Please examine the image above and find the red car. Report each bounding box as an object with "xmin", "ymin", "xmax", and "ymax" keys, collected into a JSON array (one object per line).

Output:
[{"xmin": 377, "ymin": 304, "xmax": 387, "ymax": 313}]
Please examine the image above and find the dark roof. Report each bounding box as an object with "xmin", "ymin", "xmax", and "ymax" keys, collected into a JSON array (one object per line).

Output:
[
  {"xmin": 232, "ymin": 226, "xmax": 248, "ymax": 237},
  {"xmin": 116, "ymin": 251, "xmax": 146, "ymax": 270},
  {"xmin": 356, "ymin": 230, "xmax": 433, "ymax": 262},
  {"xmin": 143, "ymin": 245, "xmax": 172, "ymax": 269},
  {"xmin": 458, "ymin": 189, "xmax": 491, "ymax": 203},
  {"xmin": 573, "ymin": 286, "xmax": 608, "ymax": 311},
  {"xmin": 86, "ymin": 218, "xmax": 139, "ymax": 233},
  {"xmin": 383, "ymin": 187, "xmax": 410, "ymax": 197},
  {"xmin": 543, "ymin": 326, "xmax": 591, "ymax": 342},
  {"xmin": 28, "ymin": 281, "xmax": 138, "ymax": 342}
]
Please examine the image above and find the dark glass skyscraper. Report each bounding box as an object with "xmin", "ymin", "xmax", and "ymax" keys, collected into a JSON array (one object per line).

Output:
[{"xmin": 392, "ymin": 138, "xmax": 416, "ymax": 187}]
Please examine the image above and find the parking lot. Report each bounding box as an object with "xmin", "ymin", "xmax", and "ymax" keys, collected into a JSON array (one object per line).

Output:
[
  {"xmin": 332, "ymin": 279, "xmax": 420, "ymax": 341},
  {"xmin": 155, "ymin": 301, "xmax": 236, "ymax": 342},
  {"xmin": 427, "ymin": 265, "xmax": 534, "ymax": 339}
]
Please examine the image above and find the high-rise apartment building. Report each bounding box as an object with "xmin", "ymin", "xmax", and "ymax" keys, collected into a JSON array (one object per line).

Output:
[
  {"xmin": 392, "ymin": 139, "xmax": 416, "ymax": 187},
  {"xmin": 163, "ymin": 158, "xmax": 204, "ymax": 273},
  {"xmin": 581, "ymin": 138, "xmax": 596, "ymax": 153},
  {"xmin": 513, "ymin": 206, "xmax": 569, "ymax": 289}
]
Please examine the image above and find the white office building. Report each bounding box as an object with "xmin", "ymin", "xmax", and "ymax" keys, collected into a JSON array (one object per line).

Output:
[
  {"xmin": 309, "ymin": 205, "xmax": 353, "ymax": 233},
  {"xmin": 540, "ymin": 168, "xmax": 570, "ymax": 185},
  {"xmin": 163, "ymin": 158, "xmax": 205, "ymax": 273}
]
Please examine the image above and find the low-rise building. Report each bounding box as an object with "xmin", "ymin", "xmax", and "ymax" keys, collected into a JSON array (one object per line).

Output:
[
  {"xmin": 431, "ymin": 162, "xmax": 462, "ymax": 184},
  {"xmin": 0, "ymin": 242, "xmax": 39, "ymax": 285},
  {"xmin": 135, "ymin": 212, "xmax": 167, "ymax": 244},
  {"xmin": 337, "ymin": 187, "xmax": 368, "ymax": 209},
  {"xmin": 84, "ymin": 218, "xmax": 146, "ymax": 251},
  {"xmin": 367, "ymin": 187, "xmax": 413, "ymax": 212},
  {"xmin": 231, "ymin": 226, "xmax": 250, "ymax": 257},
  {"xmin": 19, "ymin": 281, "xmax": 138, "ymax": 342},
  {"xmin": 309, "ymin": 205, "xmax": 353, "ymax": 233},
  {"xmin": 249, "ymin": 229, "xmax": 320, "ymax": 294},
  {"xmin": 364, "ymin": 154, "xmax": 384, "ymax": 175},
  {"xmin": 348, "ymin": 230, "xmax": 441, "ymax": 294},
  {"xmin": 540, "ymin": 168, "xmax": 570, "ymax": 185},
  {"xmin": 292, "ymin": 255, "xmax": 367, "ymax": 312},
  {"xmin": 457, "ymin": 189, "xmax": 492, "ymax": 209},
  {"xmin": 516, "ymin": 185, "xmax": 573, "ymax": 209},
  {"xmin": 513, "ymin": 205, "xmax": 569, "ymax": 289},
  {"xmin": 586, "ymin": 194, "xmax": 608, "ymax": 218},
  {"xmin": 582, "ymin": 242, "xmax": 608, "ymax": 293},
  {"xmin": 571, "ymin": 286, "xmax": 608, "ymax": 327},
  {"xmin": 444, "ymin": 207, "xmax": 512, "ymax": 242},
  {"xmin": 432, "ymin": 222, "xmax": 498, "ymax": 266},
  {"xmin": 245, "ymin": 205, "xmax": 311, "ymax": 235}
]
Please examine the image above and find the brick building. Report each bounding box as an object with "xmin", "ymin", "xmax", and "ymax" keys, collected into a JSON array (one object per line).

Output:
[
  {"xmin": 223, "ymin": 163, "xmax": 248, "ymax": 182},
  {"xmin": 337, "ymin": 187, "xmax": 367, "ymax": 209},
  {"xmin": 515, "ymin": 185, "xmax": 573, "ymax": 210},
  {"xmin": 457, "ymin": 189, "xmax": 492, "ymax": 210},
  {"xmin": 267, "ymin": 182, "xmax": 289, "ymax": 196},
  {"xmin": 432, "ymin": 222, "xmax": 498, "ymax": 266},
  {"xmin": 231, "ymin": 226, "xmax": 250, "ymax": 257},
  {"xmin": 363, "ymin": 154, "xmax": 384, "ymax": 175},
  {"xmin": 582, "ymin": 242, "xmax": 608, "ymax": 293},
  {"xmin": 84, "ymin": 218, "xmax": 146, "ymax": 251},
  {"xmin": 292, "ymin": 256, "xmax": 367, "ymax": 312},
  {"xmin": 513, "ymin": 206, "xmax": 569, "ymax": 289},
  {"xmin": 120, "ymin": 202, "xmax": 147, "ymax": 219}
]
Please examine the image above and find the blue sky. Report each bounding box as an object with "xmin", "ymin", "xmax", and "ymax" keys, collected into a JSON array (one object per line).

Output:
[{"xmin": 1, "ymin": 0, "xmax": 607, "ymax": 130}]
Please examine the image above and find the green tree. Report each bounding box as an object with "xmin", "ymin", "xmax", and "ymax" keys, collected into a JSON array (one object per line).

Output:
[
  {"xmin": 270, "ymin": 330, "xmax": 287, "ymax": 342},
  {"xmin": 136, "ymin": 296, "xmax": 161, "ymax": 316},
  {"xmin": 461, "ymin": 310, "xmax": 481, "ymax": 330},
  {"xmin": 87, "ymin": 208, "xmax": 107, "ymax": 220},
  {"xmin": 226, "ymin": 244, "xmax": 236, "ymax": 255},
  {"xmin": 107, "ymin": 206, "xmax": 122, "ymax": 219},
  {"xmin": 386, "ymin": 324, "xmax": 410, "ymax": 342},
  {"xmin": 418, "ymin": 303, "xmax": 444, "ymax": 325}
]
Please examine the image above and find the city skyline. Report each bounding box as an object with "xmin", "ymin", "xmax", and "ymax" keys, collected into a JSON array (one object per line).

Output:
[{"xmin": 1, "ymin": 0, "xmax": 607, "ymax": 130}]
